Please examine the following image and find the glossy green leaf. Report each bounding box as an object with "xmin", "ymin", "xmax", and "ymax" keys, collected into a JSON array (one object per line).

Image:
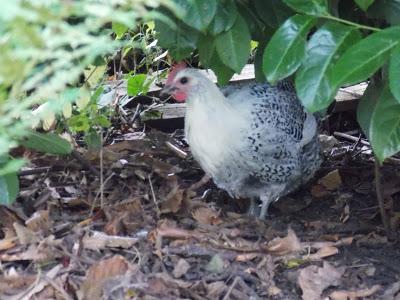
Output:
[
  {"xmin": 208, "ymin": 0, "xmax": 237, "ymax": 35},
  {"xmin": 155, "ymin": 18, "xmax": 198, "ymax": 60},
  {"xmin": 283, "ymin": 0, "xmax": 328, "ymax": 16},
  {"xmin": 198, "ymin": 34, "xmax": 216, "ymax": 67},
  {"xmin": 175, "ymin": 0, "xmax": 217, "ymax": 31},
  {"xmin": 209, "ymin": 53, "xmax": 235, "ymax": 86},
  {"xmin": 253, "ymin": 0, "xmax": 293, "ymax": 28},
  {"xmin": 368, "ymin": 0, "xmax": 400, "ymax": 25},
  {"xmin": 331, "ymin": 26, "xmax": 400, "ymax": 87},
  {"xmin": 0, "ymin": 159, "xmax": 26, "ymax": 176},
  {"xmin": 370, "ymin": 86, "xmax": 400, "ymax": 162},
  {"xmin": 389, "ymin": 44, "xmax": 400, "ymax": 103},
  {"xmin": 215, "ymin": 14, "xmax": 251, "ymax": 73},
  {"xmin": 357, "ymin": 78, "xmax": 383, "ymax": 138},
  {"xmin": 112, "ymin": 22, "xmax": 128, "ymax": 39},
  {"xmin": 263, "ymin": 15, "xmax": 316, "ymax": 83},
  {"xmin": 296, "ymin": 22, "xmax": 361, "ymax": 112},
  {"xmin": 0, "ymin": 173, "xmax": 19, "ymax": 205},
  {"xmin": 21, "ymin": 131, "xmax": 72, "ymax": 155},
  {"xmin": 127, "ymin": 74, "xmax": 147, "ymax": 96},
  {"xmin": 354, "ymin": 0, "xmax": 375, "ymax": 11}
]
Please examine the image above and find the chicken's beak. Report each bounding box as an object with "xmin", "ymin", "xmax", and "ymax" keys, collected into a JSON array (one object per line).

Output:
[{"xmin": 161, "ymin": 85, "xmax": 177, "ymax": 96}]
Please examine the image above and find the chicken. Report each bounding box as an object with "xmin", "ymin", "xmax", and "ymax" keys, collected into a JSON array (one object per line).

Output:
[{"xmin": 162, "ymin": 63, "xmax": 322, "ymax": 218}]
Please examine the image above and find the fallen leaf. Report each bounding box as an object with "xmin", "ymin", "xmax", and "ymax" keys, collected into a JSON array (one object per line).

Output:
[
  {"xmin": 79, "ymin": 255, "xmax": 135, "ymax": 300},
  {"xmin": 192, "ymin": 206, "xmax": 222, "ymax": 225},
  {"xmin": 206, "ymin": 254, "xmax": 226, "ymax": 274},
  {"xmin": 13, "ymin": 223, "xmax": 39, "ymax": 245},
  {"xmin": 172, "ymin": 258, "xmax": 190, "ymax": 278},
  {"xmin": 319, "ymin": 169, "xmax": 342, "ymax": 191},
  {"xmin": 207, "ymin": 281, "xmax": 227, "ymax": 299},
  {"xmin": 25, "ymin": 210, "xmax": 51, "ymax": 234},
  {"xmin": 265, "ymin": 228, "xmax": 302, "ymax": 256},
  {"xmin": 306, "ymin": 246, "xmax": 339, "ymax": 260},
  {"xmin": 82, "ymin": 231, "xmax": 138, "ymax": 250},
  {"xmin": 330, "ymin": 284, "xmax": 381, "ymax": 300},
  {"xmin": 298, "ymin": 261, "xmax": 345, "ymax": 300},
  {"xmin": 311, "ymin": 184, "xmax": 330, "ymax": 198},
  {"xmin": 160, "ymin": 185, "xmax": 184, "ymax": 214}
]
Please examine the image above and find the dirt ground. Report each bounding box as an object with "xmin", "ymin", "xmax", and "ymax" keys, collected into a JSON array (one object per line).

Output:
[{"xmin": 1, "ymin": 111, "xmax": 400, "ymax": 299}]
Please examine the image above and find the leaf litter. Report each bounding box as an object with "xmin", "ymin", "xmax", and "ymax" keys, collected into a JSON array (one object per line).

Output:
[{"xmin": 2, "ymin": 122, "xmax": 400, "ymax": 299}]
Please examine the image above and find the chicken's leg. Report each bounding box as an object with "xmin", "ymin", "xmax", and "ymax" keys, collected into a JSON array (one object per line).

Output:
[
  {"xmin": 247, "ymin": 198, "xmax": 260, "ymax": 216},
  {"xmin": 259, "ymin": 194, "xmax": 276, "ymax": 219}
]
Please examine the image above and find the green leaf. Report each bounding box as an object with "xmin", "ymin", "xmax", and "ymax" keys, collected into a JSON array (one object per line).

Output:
[
  {"xmin": 263, "ymin": 15, "xmax": 316, "ymax": 83},
  {"xmin": 283, "ymin": 0, "xmax": 328, "ymax": 16},
  {"xmin": 389, "ymin": 44, "xmax": 400, "ymax": 103},
  {"xmin": 68, "ymin": 115, "xmax": 90, "ymax": 132},
  {"xmin": 296, "ymin": 22, "xmax": 361, "ymax": 112},
  {"xmin": 368, "ymin": 0, "xmax": 400, "ymax": 25},
  {"xmin": 215, "ymin": 14, "xmax": 251, "ymax": 73},
  {"xmin": 357, "ymin": 78, "xmax": 383, "ymax": 138},
  {"xmin": 21, "ymin": 131, "xmax": 72, "ymax": 155},
  {"xmin": 331, "ymin": 26, "xmax": 400, "ymax": 87},
  {"xmin": 209, "ymin": 54, "xmax": 235, "ymax": 85},
  {"xmin": 112, "ymin": 22, "xmax": 128, "ymax": 39},
  {"xmin": 208, "ymin": 0, "xmax": 237, "ymax": 35},
  {"xmin": 155, "ymin": 18, "xmax": 198, "ymax": 60},
  {"xmin": 176, "ymin": 0, "xmax": 217, "ymax": 31},
  {"xmin": 354, "ymin": 0, "xmax": 375, "ymax": 11},
  {"xmin": 84, "ymin": 131, "xmax": 102, "ymax": 151},
  {"xmin": 370, "ymin": 85, "xmax": 400, "ymax": 162},
  {"xmin": 253, "ymin": 0, "xmax": 293, "ymax": 29},
  {"xmin": 254, "ymin": 41, "xmax": 267, "ymax": 82},
  {"xmin": 0, "ymin": 173, "xmax": 19, "ymax": 205},
  {"xmin": 94, "ymin": 115, "xmax": 111, "ymax": 128},
  {"xmin": 0, "ymin": 159, "xmax": 26, "ymax": 176},
  {"xmin": 198, "ymin": 34, "xmax": 216, "ymax": 67},
  {"xmin": 127, "ymin": 74, "xmax": 147, "ymax": 96}
]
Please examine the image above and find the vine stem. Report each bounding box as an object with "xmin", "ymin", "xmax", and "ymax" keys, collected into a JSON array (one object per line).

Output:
[
  {"xmin": 374, "ymin": 156, "xmax": 392, "ymax": 238},
  {"xmin": 322, "ymin": 14, "xmax": 381, "ymax": 32}
]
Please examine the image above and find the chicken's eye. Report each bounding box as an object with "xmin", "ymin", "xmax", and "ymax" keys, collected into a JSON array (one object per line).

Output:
[{"xmin": 180, "ymin": 77, "xmax": 188, "ymax": 84}]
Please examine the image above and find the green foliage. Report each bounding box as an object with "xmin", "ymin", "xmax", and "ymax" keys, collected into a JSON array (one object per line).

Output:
[
  {"xmin": 155, "ymin": 0, "xmax": 400, "ymax": 163},
  {"xmin": 21, "ymin": 132, "xmax": 72, "ymax": 155},
  {"xmin": 0, "ymin": 0, "xmax": 174, "ymax": 204}
]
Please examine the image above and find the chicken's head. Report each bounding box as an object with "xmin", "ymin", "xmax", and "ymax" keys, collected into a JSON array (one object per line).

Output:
[{"xmin": 162, "ymin": 62, "xmax": 200, "ymax": 102}]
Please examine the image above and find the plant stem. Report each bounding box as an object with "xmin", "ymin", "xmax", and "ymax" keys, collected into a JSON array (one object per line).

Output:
[
  {"xmin": 323, "ymin": 15, "xmax": 381, "ymax": 32},
  {"xmin": 374, "ymin": 157, "xmax": 392, "ymax": 237}
]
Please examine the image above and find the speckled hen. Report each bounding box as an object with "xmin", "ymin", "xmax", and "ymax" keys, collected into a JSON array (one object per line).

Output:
[{"xmin": 162, "ymin": 63, "xmax": 322, "ymax": 218}]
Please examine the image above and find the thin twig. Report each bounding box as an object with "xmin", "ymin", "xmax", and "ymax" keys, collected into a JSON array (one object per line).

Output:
[
  {"xmin": 374, "ymin": 157, "xmax": 392, "ymax": 238},
  {"xmin": 333, "ymin": 131, "xmax": 370, "ymax": 146},
  {"xmin": 165, "ymin": 141, "xmax": 187, "ymax": 159},
  {"xmin": 223, "ymin": 276, "xmax": 240, "ymax": 300},
  {"xmin": 100, "ymin": 130, "xmax": 104, "ymax": 207},
  {"xmin": 148, "ymin": 174, "xmax": 160, "ymax": 216}
]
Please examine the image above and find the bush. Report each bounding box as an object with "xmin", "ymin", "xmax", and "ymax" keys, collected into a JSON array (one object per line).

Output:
[{"xmin": 155, "ymin": 0, "xmax": 400, "ymax": 163}]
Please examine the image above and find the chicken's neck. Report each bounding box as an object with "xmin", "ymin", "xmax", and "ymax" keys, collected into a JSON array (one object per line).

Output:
[{"xmin": 184, "ymin": 83, "xmax": 247, "ymax": 176}]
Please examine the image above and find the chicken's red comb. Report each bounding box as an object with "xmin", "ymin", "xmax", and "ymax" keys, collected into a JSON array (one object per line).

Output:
[{"xmin": 166, "ymin": 62, "xmax": 187, "ymax": 85}]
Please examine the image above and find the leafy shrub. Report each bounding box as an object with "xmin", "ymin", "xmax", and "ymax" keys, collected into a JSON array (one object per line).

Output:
[
  {"xmin": 0, "ymin": 0, "xmax": 175, "ymax": 204},
  {"xmin": 155, "ymin": 0, "xmax": 400, "ymax": 163}
]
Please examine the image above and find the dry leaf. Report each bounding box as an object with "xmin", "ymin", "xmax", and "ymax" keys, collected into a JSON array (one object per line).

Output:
[
  {"xmin": 207, "ymin": 281, "xmax": 227, "ymax": 299},
  {"xmin": 79, "ymin": 255, "xmax": 134, "ymax": 300},
  {"xmin": 25, "ymin": 210, "xmax": 51, "ymax": 234},
  {"xmin": 172, "ymin": 258, "xmax": 190, "ymax": 278},
  {"xmin": 298, "ymin": 261, "xmax": 345, "ymax": 300},
  {"xmin": 13, "ymin": 223, "xmax": 39, "ymax": 245},
  {"xmin": 330, "ymin": 284, "xmax": 381, "ymax": 300},
  {"xmin": 306, "ymin": 246, "xmax": 339, "ymax": 260},
  {"xmin": 192, "ymin": 206, "xmax": 222, "ymax": 225},
  {"xmin": 311, "ymin": 184, "xmax": 330, "ymax": 198},
  {"xmin": 161, "ymin": 185, "xmax": 184, "ymax": 214},
  {"xmin": 82, "ymin": 231, "xmax": 138, "ymax": 250},
  {"xmin": 266, "ymin": 228, "xmax": 302, "ymax": 256},
  {"xmin": 319, "ymin": 169, "xmax": 342, "ymax": 191}
]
